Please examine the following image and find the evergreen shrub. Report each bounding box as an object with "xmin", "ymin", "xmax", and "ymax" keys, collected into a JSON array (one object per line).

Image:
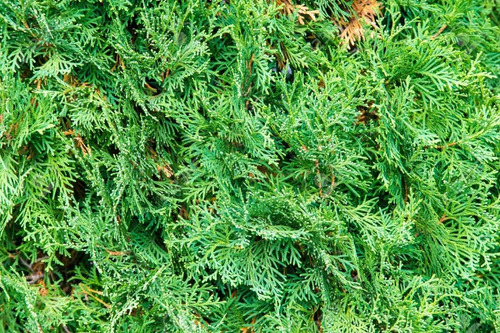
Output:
[{"xmin": 0, "ymin": 0, "xmax": 499, "ymax": 331}]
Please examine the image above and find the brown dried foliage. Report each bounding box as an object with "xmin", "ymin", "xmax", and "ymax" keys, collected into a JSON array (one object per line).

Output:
[
  {"xmin": 338, "ymin": 0, "xmax": 382, "ymax": 46},
  {"xmin": 276, "ymin": 0, "xmax": 319, "ymax": 25}
]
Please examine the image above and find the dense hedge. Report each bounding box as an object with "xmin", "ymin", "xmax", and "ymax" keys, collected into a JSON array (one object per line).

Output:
[{"xmin": 1, "ymin": 0, "xmax": 499, "ymax": 332}]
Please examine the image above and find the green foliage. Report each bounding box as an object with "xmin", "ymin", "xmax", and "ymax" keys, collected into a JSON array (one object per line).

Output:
[{"xmin": 0, "ymin": 0, "xmax": 499, "ymax": 332}]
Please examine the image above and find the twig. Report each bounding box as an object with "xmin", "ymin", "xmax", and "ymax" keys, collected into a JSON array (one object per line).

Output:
[
  {"xmin": 80, "ymin": 284, "xmax": 111, "ymax": 309},
  {"xmin": 144, "ymin": 82, "xmax": 157, "ymax": 93},
  {"xmin": 80, "ymin": 284, "xmax": 104, "ymax": 295},
  {"xmin": 431, "ymin": 24, "xmax": 447, "ymax": 39},
  {"xmin": 105, "ymin": 249, "xmax": 129, "ymax": 256},
  {"xmin": 18, "ymin": 256, "xmax": 32, "ymax": 270},
  {"xmin": 434, "ymin": 142, "xmax": 458, "ymax": 150},
  {"xmin": 439, "ymin": 214, "xmax": 449, "ymax": 223},
  {"xmin": 330, "ymin": 174, "xmax": 336, "ymax": 189},
  {"xmin": 248, "ymin": 53, "xmax": 255, "ymax": 75},
  {"xmin": 26, "ymin": 273, "xmax": 44, "ymax": 285}
]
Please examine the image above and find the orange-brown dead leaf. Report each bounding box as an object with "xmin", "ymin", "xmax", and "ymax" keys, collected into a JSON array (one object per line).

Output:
[
  {"xmin": 248, "ymin": 54, "xmax": 255, "ymax": 74},
  {"xmin": 356, "ymin": 107, "xmax": 378, "ymax": 125},
  {"xmin": 161, "ymin": 68, "xmax": 170, "ymax": 82},
  {"xmin": 179, "ymin": 205, "xmax": 189, "ymax": 219},
  {"xmin": 75, "ymin": 136, "xmax": 91, "ymax": 155},
  {"xmin": 5, "ymin": 123, "xmax": 18, "ymax": 140},
  {"xmin": 111, "ymin": 54, "xmax": 125, "ymax": 71},
  {"xmin": 105, "ymin": 249, "xmax": 128, "ymax": 256},
  {"xmin": 241, "ymin": 317, "xmax": 256, "ymax": 333},
  {"xmin": 276, "ymin": 0, "xmax": 319, "ymax": 25},
  {"xmin": 156, "ymin": 163, "xmax": 174, "ymax": 178},
  {"xmin": 295, "ymin": 4, "xmax": 319, "ymax": 25},
  {"xmin": 38, "ymin": 280, "xmax": 49, "ymax": 296},
  {"xmin": 338, "ymin": 0, "xmax": 382, "ymax": 45}
]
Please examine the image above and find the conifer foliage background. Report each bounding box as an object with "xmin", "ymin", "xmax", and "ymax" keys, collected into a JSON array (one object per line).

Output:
[{"xmin": 0, "ymin": 0, "xmax": 499, "ymax": 331}]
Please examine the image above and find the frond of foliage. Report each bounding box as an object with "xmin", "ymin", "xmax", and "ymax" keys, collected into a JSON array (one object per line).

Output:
[{"xmin": 0, "ymin": 0, "xmax": 499, "ymax": 332}]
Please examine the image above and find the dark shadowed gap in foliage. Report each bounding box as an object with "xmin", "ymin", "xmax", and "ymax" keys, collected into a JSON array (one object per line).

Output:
[
  {"xmin": 55, "ymin": 250, "xmax": 91, "ymax": 294},
  {"xmin": 71, "ymin": 178, "xmax": 88, "ymax": 202}
]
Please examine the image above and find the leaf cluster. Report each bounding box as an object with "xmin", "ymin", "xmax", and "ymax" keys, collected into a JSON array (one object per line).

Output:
[{"xmin": 0, "ymin": 0, "xmax": 499, "ymax": 332}]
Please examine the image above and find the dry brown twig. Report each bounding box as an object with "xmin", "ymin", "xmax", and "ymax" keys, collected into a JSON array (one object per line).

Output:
[{"xmin": 431, "ymin": 24, "xmax": 447, "ymax": 39}]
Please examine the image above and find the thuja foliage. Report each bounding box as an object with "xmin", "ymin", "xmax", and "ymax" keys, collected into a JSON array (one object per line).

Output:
[{"xmin": 0, "ymin": 0, "xmax": 499, "ymax": 331}]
